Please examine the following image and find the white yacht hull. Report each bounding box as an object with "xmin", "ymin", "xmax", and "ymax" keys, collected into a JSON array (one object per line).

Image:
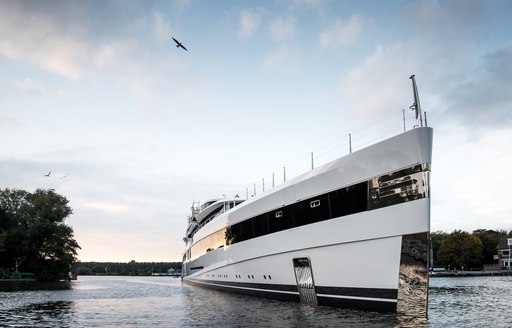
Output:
[{"xmin": 182, "ymin": 127, "xmax": 433, "ymax": 314}]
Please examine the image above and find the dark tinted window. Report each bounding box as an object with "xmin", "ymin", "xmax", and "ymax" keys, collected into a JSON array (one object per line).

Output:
[
  {"xmin": 293, "ymin": 193, "xmax": 330, "ymax": 227},
  {"xmin": 252, "ymin": 214, "xmax": 269, "ymax": 238},
  {"xmin": 240, "ymin": 218, "xmax": 254, "ymax": 241},
  {"xmin": 268, "ymin": 208, "xmax": 293, "ymax": 233},
  {"xmin": 329, "ymin": 182, "xmax": 368, "ymax": 218}
]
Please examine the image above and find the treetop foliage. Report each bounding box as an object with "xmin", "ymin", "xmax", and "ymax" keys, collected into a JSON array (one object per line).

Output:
[
  {"xmin": 0, "ymin": 188, "xmax": 80, "ymax": 281},
  {"xmin": 431, "ymin": 229, "xmax": 510, "ymax": 270}
]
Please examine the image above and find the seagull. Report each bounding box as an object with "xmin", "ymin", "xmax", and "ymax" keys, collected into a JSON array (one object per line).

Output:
[
  {"xmin": 60, "ymin": 173, "xmax": 70, "ymax": 179},
  {"xmin": 172, "ymin": 37, "xmax": 188, "ymax": 51},
  {"xmin": 44, "ymin": 171, "xmax": 51, "ymax": 177}
]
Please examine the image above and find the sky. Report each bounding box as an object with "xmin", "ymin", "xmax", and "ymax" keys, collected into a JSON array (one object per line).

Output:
[{"xmin": 1, "ymin": 0, "xmax": 511, "ymax": 262}]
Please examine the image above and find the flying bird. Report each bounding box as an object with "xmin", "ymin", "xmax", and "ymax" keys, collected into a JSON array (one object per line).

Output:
[
  {"xmin": 60, "ymin": 173, "xmax": 70, "ymax": 179},
  {"xmin": 172, "ymin": 37, "xmax": 188, "ymax": 51},
  {"xmin": 44, "ymin": 171, "xmax": 51, "ymax": 177}
]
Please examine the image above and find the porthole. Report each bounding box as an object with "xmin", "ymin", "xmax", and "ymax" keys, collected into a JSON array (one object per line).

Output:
[
  {"xmin": 264, "ymin": 275, "xmax": 267, "ymax": 279},
  {"xmin": 269, "ymin": 275, "xmax": 272, "ymax": 280}
]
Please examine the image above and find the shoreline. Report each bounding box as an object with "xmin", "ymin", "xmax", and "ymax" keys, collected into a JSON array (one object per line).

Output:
[
  {"xmin": 0, "ymin": 279, "xmax": 72, "ymax": 292},
  {"xmin": 430, "ymin": 270, "xmax": 512, "ymax": 277}
]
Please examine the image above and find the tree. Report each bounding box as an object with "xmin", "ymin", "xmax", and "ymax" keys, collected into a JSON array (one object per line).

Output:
[
  {"xmin": 472, "ymin": 229, "xmax": 506, "ymax": 265},
  {"xmin": 437, "ymin": 230, "xmax": 483, "ymax": 270},
  {"xmin": 430, "ymin": 231, "xmax": 448, "ymax": 267},
  {"xmin": 0, "ymin": 188, "xmax": 80, "ymax": 281}
]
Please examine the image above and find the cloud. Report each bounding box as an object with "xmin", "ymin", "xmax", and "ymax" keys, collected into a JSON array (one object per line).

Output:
[
  {"xmin": 0, "ymin": 116, "xmax": 23, "ymax": 130},
  {"xmin": 238, "ymin": 10, "xmax": 261, "ymax": 39},
  {"xmin": 337, "ymin": 0, "xmax": 512, "ymax": 131},
  {"xmin": 263, "ymin": 45, "xmax": 301, "ymax": 70},
  {"xmin": 171, "ymin": 0, "xmax": 191, "ymax": 11},
  {"xmin": 290, "ymin": 0, "xmax": 323, "ymax": 6},
  {"xmin": 402, "ymin": 0, "xmax": 487, "ymax": 42},
  {"xmin": 259, "ymin": 15, "xmax": 300, "ymax": 69},
  {"xmin": 0, "ymin": 1, "xmax": 201, "ymax": 118},
  {"xmin": 0, "ymin": 2, "xmax": 175, "ymax": 83},
  {"xmin": 338, "ymin": 30, "xmax": 512, "ymax": 130},
  {"xmin": 84, "ymin": 201, "xmax": 131, "ymax": 215},
  {"xmin": 152, "ymin": 11, "xmax": 172, "ymax": 43},
  {"xmin": 0, "ymin": 1, "xmax": 90, "ymax": 80},
  {"xmin": 264, "ymin": 46, "xmax": 290, "ymax": 69},
  {"xmin": 13, "ymin": 78, "xmax": 46, "ymax": 93},
  {"xmin": 94, "ymin": 41, "xmax": 139, "ymax": 72},
  {"xmin": 268, "ymin": 15, "xmax": 297, "ymax": 42},
  {"xmin": 446, "ymin": 44, "xmax": 512, "ymax": 128},
  {"xmin": 431, "ymin": 125, "xmax": 512, "ymax": 232},
  {"xmin": 318, "ymin": 15, "xmax": 362, "ymax": 48},
  {"xmin": 339, "ymin": 43, "xmax": 424, "ymax": 123}
]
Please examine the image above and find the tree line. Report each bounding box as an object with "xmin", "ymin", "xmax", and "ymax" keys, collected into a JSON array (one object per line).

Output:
[
  {"xmin": 431, "ymin": 229, "xmax": 512, "ymax": 270},
  {"xmin": 74, "ymin": 261, "xmax": 182, "ymax": 275}
]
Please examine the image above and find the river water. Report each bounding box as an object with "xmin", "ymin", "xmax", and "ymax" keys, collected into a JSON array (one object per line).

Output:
[{"xmin": 0, "ymin": 275, "xmax": 511, "ymax": 327}]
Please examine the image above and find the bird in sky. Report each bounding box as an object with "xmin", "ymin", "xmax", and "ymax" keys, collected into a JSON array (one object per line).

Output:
[
  {"xmin": 172, "ymin": 37, "xmax": 188, "ymax": 51},
  {"xmin": 44, "ymin": 171, "xmax": 51, "ymax": 177},
  {"xmin": 60, "ymin": 173, "xmax": 70, "ymax": 179}
]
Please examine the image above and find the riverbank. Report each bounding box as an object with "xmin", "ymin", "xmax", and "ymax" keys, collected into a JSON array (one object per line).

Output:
[{"xmin": 430, "ymin": 270, "xmax": 512, "ymax": 277}]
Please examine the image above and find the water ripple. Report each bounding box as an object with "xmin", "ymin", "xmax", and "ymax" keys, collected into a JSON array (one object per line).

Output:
[{"xmin": 0, "ymin": 275, "xmax": 511, "ymax": 327}]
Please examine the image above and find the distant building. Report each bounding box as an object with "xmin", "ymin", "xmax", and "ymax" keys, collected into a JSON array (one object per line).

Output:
[{"xmin": 498, "ymin": 238, "xmax": 512, "ymax": 269}]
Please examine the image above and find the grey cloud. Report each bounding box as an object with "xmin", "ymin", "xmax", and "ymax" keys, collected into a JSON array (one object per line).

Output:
[
  {"xmin": 403, "ymin": 0, "xmax": 488, "ymax": 42},
  {"xmin": 446, "ymin": 44, "xmax": 512, "ymax": 128},
  {"xmin": 0, "ymin": 1, "xmax": 173, "ymax": 79}
]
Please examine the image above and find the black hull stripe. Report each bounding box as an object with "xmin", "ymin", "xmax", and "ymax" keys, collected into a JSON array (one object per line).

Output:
[
  {"xmin": 185, "ymin": 278, "xmax": 299, "ymax": 302},
  {"xmin": 186, "ymin": 278, "xmax": 396, "ymax": 300},
  {"xmin": 317, "ymin": 295, "xmax": 397, "ymax": 313},
  {"xmin": 316, "ymin": 286, "xmax": 398, "ymax": 300},
  {"xmin": 190, "ymin": 279, "xmax": 297, "ymax": 292},
  {"xmin": 184, "ymin": 278, "xmax": 397, "ymax": 312}
]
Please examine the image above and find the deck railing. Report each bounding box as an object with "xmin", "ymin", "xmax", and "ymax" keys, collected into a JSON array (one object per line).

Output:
[{"xmin": 244, "ymin": 109, "xmax": 427, "ymax": 198}]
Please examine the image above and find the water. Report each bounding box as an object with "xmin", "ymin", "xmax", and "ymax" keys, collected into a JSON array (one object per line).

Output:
[{"xmin": 1, "ymin": 275, "xmax": 511, "ymax": 327}]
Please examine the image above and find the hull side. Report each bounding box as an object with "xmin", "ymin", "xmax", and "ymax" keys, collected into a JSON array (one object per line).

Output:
[
  {"xmin": 182, "ymin": 127, "xmax": 432, "ymax": 313},
  {"xmin": 183, "ymin": 198, "xmax": 429, "ymax": 312}
]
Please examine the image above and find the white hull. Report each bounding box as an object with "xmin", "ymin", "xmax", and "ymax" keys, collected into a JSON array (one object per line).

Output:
[{"xmin": 182, "ymin": 127, "xmax": 433, "ymax": 313}]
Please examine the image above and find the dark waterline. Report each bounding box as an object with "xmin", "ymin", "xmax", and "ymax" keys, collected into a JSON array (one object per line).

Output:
[
  {"xmin": 0, "ymin": 280, "xmax": 72, "ymax": 292},
  {"xmin": 0, "ymin": 275, "xmax": 511, "ymax": 327}
]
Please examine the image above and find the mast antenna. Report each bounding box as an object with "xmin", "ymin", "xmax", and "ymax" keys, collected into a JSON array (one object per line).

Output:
[{"xmin": 409, "ymin": 74, "xmax": 423, "ymax": 127}]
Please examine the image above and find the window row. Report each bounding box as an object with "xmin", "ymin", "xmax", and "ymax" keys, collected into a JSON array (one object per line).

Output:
[{"xmin": 190, "ymin": 164, "xmax": 429, "ymax": 260}]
